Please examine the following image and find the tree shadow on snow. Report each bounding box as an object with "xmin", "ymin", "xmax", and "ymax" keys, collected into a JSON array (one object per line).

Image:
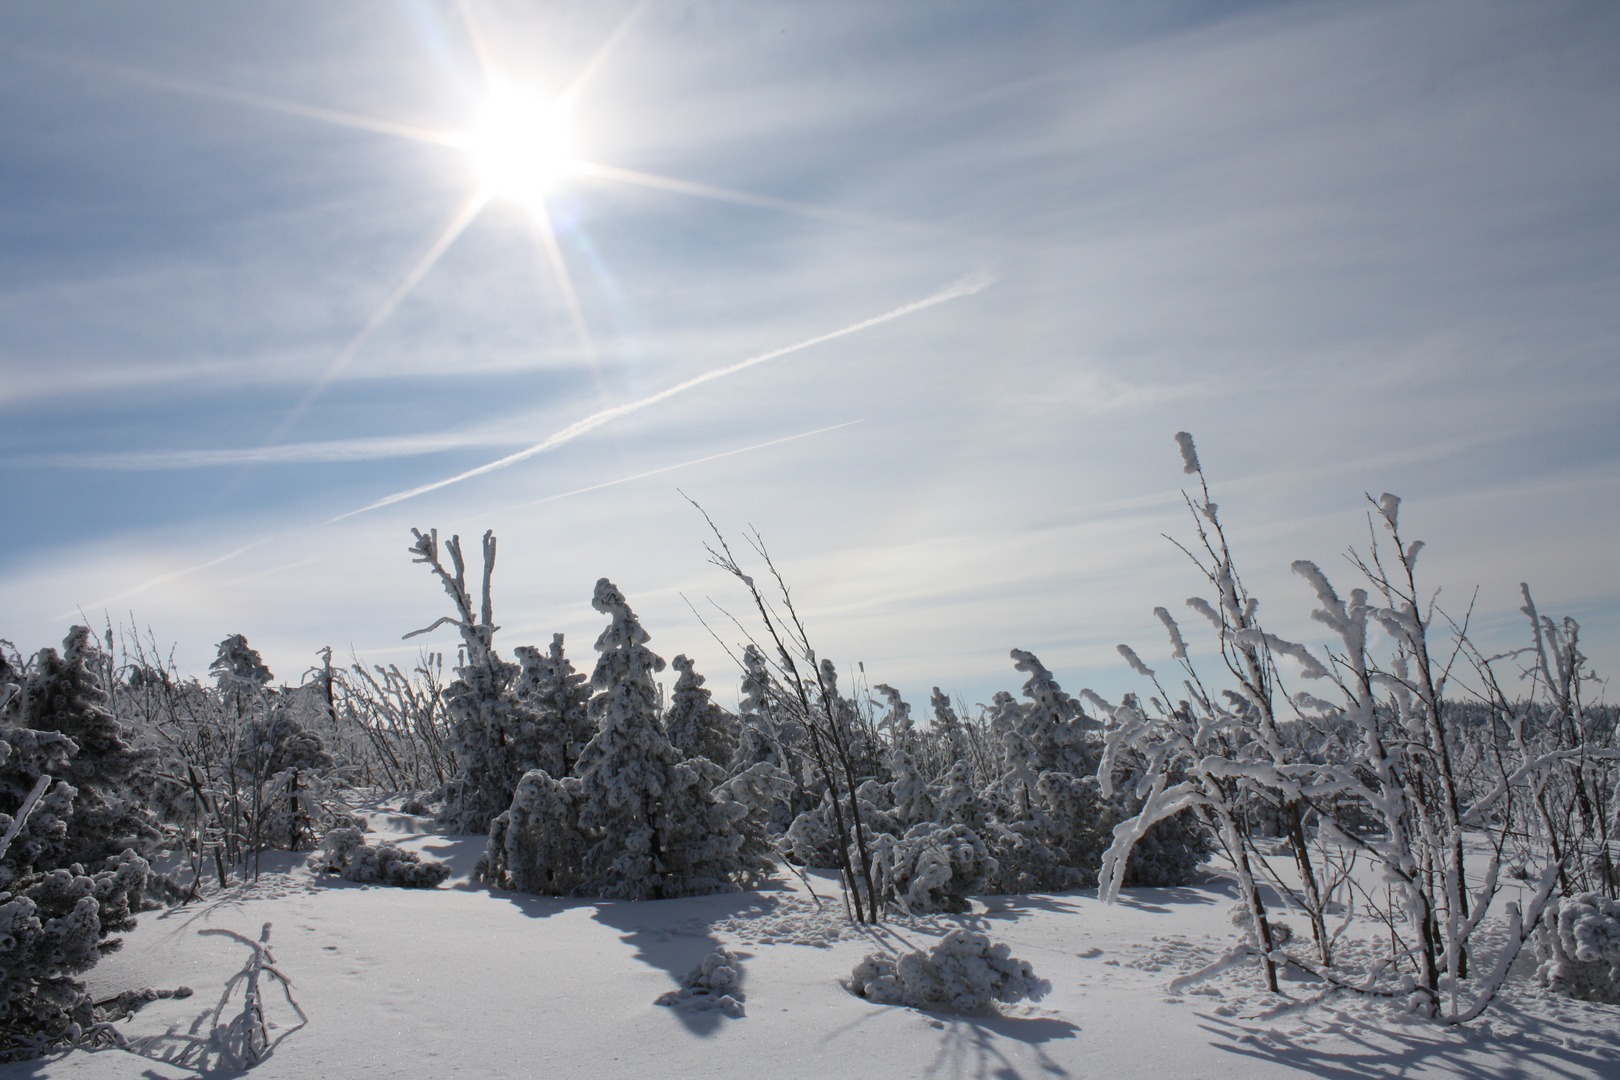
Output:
[
  {"xmin": 917, "ymin": 1009, "xmax": 1079, "ymax": 1080},
  {"xmin": 408, "ymin": 834, "xmax": 487, "ymax": 884},
  {"xmin": 587, "ymin": 891, "xmax": 784, "ymax": 1037},
  {"xmin": 976, "ymin": 894, "xmax": 1085, "ymax": 918},
  {"xmin": 1196, "ymin": 1001, "xmax": 1620, "ymax": 1080}
]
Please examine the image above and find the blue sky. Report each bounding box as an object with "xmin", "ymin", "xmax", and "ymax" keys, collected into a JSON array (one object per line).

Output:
[{"xmin": 2, "ymin": 0, "xmax": 1616, "ymax": 711}]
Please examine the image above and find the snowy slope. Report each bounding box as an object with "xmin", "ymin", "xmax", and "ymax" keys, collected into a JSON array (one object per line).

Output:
[{"xmin": 7, "ymin": 808, "xmax": 1619, "ymax": 1080}]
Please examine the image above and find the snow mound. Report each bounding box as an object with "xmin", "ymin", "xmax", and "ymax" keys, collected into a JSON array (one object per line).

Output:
[
  {"xmin": 311, "ymin": 828, "xmax": 450, "ymax": 888},
  {"xmin": 655, "ymin": 947, "xmax": 745, "ymax": 1017},
  {"xmin": 849, "ymin": 928, "xmax": 1051, "ymax": 1013}
]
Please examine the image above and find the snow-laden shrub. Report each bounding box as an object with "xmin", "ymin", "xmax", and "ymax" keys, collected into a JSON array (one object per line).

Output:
[
  {"xmin": 982, "ymin": 818, "xmax": 1082, "ymax": 894},
  {"xmin": 784, "ymin": 801, "xmax": 841, "ymax": 868},
  {"xmin": 1534, "ymin": 892, "xmax": 1620, "ymax": 1003},
  {"xmin": 849, "ymin": 929, "xmax": 1051, "ymax": 1012},
  {"xmin": 256, "ymin": 767, "xmax": 362, "ymax": 853},
  {"xmin": 879, "ymin": 823, "xmax": 997, "ymax": 914},
  {"xmin": 0, "ymin": 850, "xmax": 152, "ymax": 1062},
  {"xmin": 655, "ymin": 946, "xmax": 745, "ymax": 1017},
  {"xmin": 313, "ymin": 828, "xmax": 449, "ymax": 888}
]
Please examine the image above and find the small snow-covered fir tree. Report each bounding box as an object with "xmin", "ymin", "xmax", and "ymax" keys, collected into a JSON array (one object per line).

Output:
[
  {"xmin": 557, "ymin": 579, "xmax": 773, "ymax": 899},
  {"xmin": 663, "ymin": 655, "xmax": 739, "ymax": 767},
  {"xmin": 512, "ymin": 634, "xmax": 593, "ymax": 780},
  {"xmin": 209, "ymin": 634, "xmax": 273, "ymax": 708},
  {"xmin": 1, "ymin": 637, "xmax": 160, "ymax": 1061},
  {"xmin": 5, "ymin": 629, "xmax": 157, "ymax": 873},
  {"xmin": 481, "ymin": 580, "xmax": 771, "ymax": 899},
  {"xmin": 479, "ymin": 768, "xmax": 588, "ymax": 894}
]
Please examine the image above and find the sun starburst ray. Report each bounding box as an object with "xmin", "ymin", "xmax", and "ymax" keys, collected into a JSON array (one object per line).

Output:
[
  {"xmin": 29, "ymin": 48, "xmax": 459, "ymax": 147},
  {"xmin": 560, "ymin": 0, "xmax": 652, "ymax": 107},
  {"xmin": 262, "ymin": 189, "xmax": 491, "ymax": 447},
  {"xmin": 526, "ymin": 199, "xmax": 603, "ymax": 397},
  {"xmin": 456, "ymin": 0, "xmax": 500, "ymax": 91}
]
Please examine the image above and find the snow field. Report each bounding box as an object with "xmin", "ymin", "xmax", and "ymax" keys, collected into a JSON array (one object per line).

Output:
[{"xmin": 5, "ymin": 808, "xmax": 1620, "ymax": 1079}]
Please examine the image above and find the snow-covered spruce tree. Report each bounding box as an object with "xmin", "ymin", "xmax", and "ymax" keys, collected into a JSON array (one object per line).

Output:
[
  {"xmin": 483, "ymin": 579, "xmax": 772, "ymax": 899},
  {"xmin": 572, "ymin": 579, "xmax": 772, "ymax": 898},
  {"xmin": 874, "ymin": 685, "xmax": 933, "ymax": 828},
  {"xmin": 5, "ymin": 628, "xmax": 158, "ymax": 873},
  {"xmin": 663, "ymin": 654, "xmax": 740, "ymax": 768},
  {"xmin": 512, "ymin": 634, "xmax": 593, "ymax": 781},
  {"xmin": 972, "ymin": 651, "xmax": 1110, "ymax": 894},
  {"xmin": 209, "ymin": 634, "xmax": 272, "ymax": 718},
  {"xmin": 726, "ymin": 644, "xmax": 810, "ymax": 835},
  {"xmin": 1, "ymin": 638, "xmax": 161, "ymax": 1062},
  {"xmin": 406, "ymin": 528, "xmax": 542, "ymax": 835}
]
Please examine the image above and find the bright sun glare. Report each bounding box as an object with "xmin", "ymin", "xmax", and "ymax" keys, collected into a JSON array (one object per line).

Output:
[{"xmin": 462, "ymin": 88, "xmax": 575, "ymax": 207}]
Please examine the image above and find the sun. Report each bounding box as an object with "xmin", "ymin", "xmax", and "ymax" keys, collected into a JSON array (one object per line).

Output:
[{"xmin": 460, "ymin": 86, "xmax": 576, "ymax": 208}]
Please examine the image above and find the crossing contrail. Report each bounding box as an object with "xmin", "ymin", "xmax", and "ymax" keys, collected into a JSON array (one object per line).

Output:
[{"xmin": 329, "ymin": 272, "xmax": 993, "ymax": 522}]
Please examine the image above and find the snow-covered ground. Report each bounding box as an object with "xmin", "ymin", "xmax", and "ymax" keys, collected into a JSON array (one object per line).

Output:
[{"xmin": 8, "ymin": 802, "xmax": 1620, "ymax": 1080}]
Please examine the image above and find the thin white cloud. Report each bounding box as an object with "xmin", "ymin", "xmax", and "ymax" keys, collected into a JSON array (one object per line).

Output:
[
  {"xmin": 488, "ymin": 420, "xmax": 863, "ymax": 515},
  {"xmin": 14, "ymin": 429, "xmax": 520, "ymax": 470},
  {"xmin": 58, "ymin": 538, "xmax": 273, "ymax": 620}
]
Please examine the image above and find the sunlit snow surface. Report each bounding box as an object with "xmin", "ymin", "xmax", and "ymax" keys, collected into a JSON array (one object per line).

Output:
[{"xmin": 9, "ymin": 802, "xmax": 1620, "ymax": 1080}]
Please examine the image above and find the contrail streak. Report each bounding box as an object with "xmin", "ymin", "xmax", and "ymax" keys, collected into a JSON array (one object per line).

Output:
[
  {"xmin": 329, "ymin": 272, "xmax": 993, "ymax": 522},
  {"xmin": 491, "ymin": 420, "xmax": 862, "ymax": 514}
]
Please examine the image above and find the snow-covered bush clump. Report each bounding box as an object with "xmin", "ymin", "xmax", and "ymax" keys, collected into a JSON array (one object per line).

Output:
[
  {"xmin": 313, "ymin": 827, "xmax": 449, "ymax": 888},
  {"xmin": 479, "ymin": 768, "xmax": 587, "ymax": 895},
  {"xmin": 849, "ymin": 929, "xmax": 1050, "ymax": 1012},
  {"xmin": 1535, "ymin": 892, "xmax": 1620, "ymax": 1003},
  {"xmin": 879, "ymin": 823, "xmax": 997, "ymax": 914},
  {"xmin": 655, "ymin": 946, "xmax": 746, "ymax": 1017},
  {"xmin": 237, "ymin": 707, "xmax": 358, "ymax": 852}
]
